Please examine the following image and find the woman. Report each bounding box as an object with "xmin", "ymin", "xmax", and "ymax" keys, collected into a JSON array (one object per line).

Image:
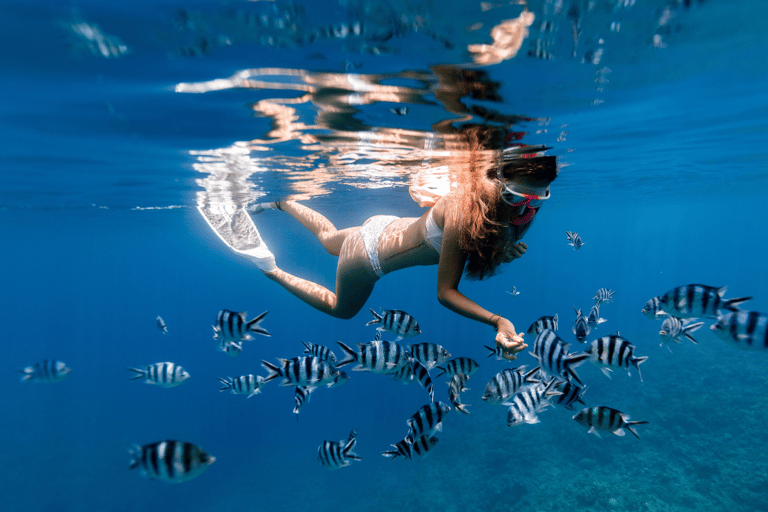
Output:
[{"xmin": 249, "ymin": 137, "xmax": 557, "ymax": 360}]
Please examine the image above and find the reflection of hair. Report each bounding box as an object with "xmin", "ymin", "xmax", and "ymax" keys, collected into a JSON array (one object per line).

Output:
[{"xmin": 450, "ymin": 127, "xmax": 558, "ymax": 280}]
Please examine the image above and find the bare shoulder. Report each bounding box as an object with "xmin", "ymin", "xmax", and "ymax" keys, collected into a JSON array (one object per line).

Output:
[{"xmin": 432, "ymin": 194, "xmax": 459, "ymax": 229}]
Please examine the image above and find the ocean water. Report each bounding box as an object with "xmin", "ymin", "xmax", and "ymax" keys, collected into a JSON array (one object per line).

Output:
[{"xmin": 2, "ymin": 0, "xmax": 768, "ymax": 511}]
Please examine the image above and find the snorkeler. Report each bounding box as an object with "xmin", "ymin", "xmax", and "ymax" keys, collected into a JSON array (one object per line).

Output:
[{"xmin": 238, "ymin": 134, "xmax": 557, "ymax": 361}]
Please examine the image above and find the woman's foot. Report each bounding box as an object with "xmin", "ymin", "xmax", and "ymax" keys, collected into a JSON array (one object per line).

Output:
[{"xmin": 249, "ymin": 201, "xmax": 282, "ymax": 214}]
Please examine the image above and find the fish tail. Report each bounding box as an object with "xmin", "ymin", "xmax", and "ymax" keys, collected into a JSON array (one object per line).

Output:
[
  {"xmin": 126, "ymin": 368, "xmax": 146, "ymax": 381},
  {"xmin": 246, "ymin": 310, "xmax": 271, "ymax": 337},
  {"xmin": 365, "ymin": 308, "xmax": 382, "ymax": 326},
  {"xmin": 128, "ymin": 444, "xmax": 142, "ymax": 469},
  {"xmin": 455, "ymin": 403, "xmax": 471, "ymax": 415},
  {"xmin": 633, "ymin": 356, "xmax": 649, "ymax": 383},
  {"xmin": 724, "ymin": 296, "xmax": 752, "ymax": 312},
  {"xmin": 625, "ymin": 420, "xmax": 649, "ymax": 439},
  {"xmin": 336, "ymin": 341, "xmax": 357, "ymax": 367},
  {"xmin": 564, "ymin": 354, "xmax": 588, "ymax": 387},
  {"xmin": 260, "ymin": 360, "xmax": 281, "ymax": 383},
  {"xmin": 434, "ymin": 366, "xmax": 447, "ymax": 379},
  {"xmin": 380, "ymin": 450, "xmax": 401, "ymax": 461},
  {"xmin": 302, "ymin": 341, "xmax": 312, "ymax": 354},
  {"xmin": 524, "ymin": 366, "xmax": 541, "ymax": 385},
  {"xmin": 18, "ymin": 367, "xmax": 34, "ymax": 381},
  {"xmin": 483, "ymin": 345, "xmax": 496, "ymax": 358},
  {"xmin": 344, "ymin": 433, "xmax": 361, "ymax": 461},
  {"xmin": 218, "ymin": 377, "xmax": 233, "ymax": 391}
]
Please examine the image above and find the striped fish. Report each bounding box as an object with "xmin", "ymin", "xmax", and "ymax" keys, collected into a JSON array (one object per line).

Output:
[
  {"xmin": 293, "ymin": 386, "xmax": 313, "ymax": 420},
  {"xmin": 410, "ymin": 342, "xmax": 451, "ymax": 370},
  {"xmin": 484, "ymin": 345, "xmax": 507, "ymax": 360},
  {"xmin": 19, "ymin": 360, "xmax": 71, "ymax": 383},
  {"xmin": 550, "ymin": 381, "xmax": 587, "ymax": 411},
  {"xmin": 641, "ymin": 296, "xmax": 667, "ymax": 320},
  {"xmin": 505, "ymin": 379, "xmax": 559, "ymax": 426},
  {"xmin": 435, "ymin": 357, "xmax": 480, "ymax": 379},
  {"xmin": 507, "ymin": 286, "xmax": 520, "ymax": 296},
  {"xmin": 658, "ymin": 284, "xmax": 751, "ymax": 319},
  {"xmin": 212, "ymin": 309, "xmax": 270, "ymax": 343},
  {"xmin": 659, "ymin": 317, "xmax": 704, "ymax": 349},
  {"xmin": 573, "ymin": 406, "xmax": 648, "ymax": 439},
  {"xmin": 336, "ymin": 340, "xmax": 411, "ymax": 374},
  {"xmin": 527, "ymin": 314, "xmax": 559, "ymax": 335},
  {"xmin": 367, "ymin": 308, "xmax": 421, "ymax": 340},
  {"xmin": 593, "ymin": 288, "xmax": 615, "ymax": 304},
  {"xmin": 448, "ymin": 373, "xmax": 470, "ymax": 415},
  {"xmin": 129, "ymin": 440, "xmax": 215, "ymax": 483},
  {"xmin": 381, "ymin": 436, "xmax": 439, "ymax": 461},
  {"xmin": 565, "ymin": 231, "xmax": 584, "ymax": 250},
  {"xmin": 572, "ymin": 307, "xmax": 591, "ymax": 342},
  {"xmin": 711, "ymin": 310, "xmax": 768, "ymax": 351},
  {"xmin": 482, "ymin": 366, "xmax": 540, "ymax": 404},
  {"xmin": 261, "ymin": 357, "xmax": 340, "ymax": 388},
  {"xmin": 127, "ymin": 362, "xmax": 189, "ymax": 388},
  {"xmin": 302, "ymin": 341, "xmax": 338, "ymax": 364},
  {"xmin": 587, "ymin": 303, "xmax": 607, "ymax": 329},
  {"xmin": 584, "ymin": 334, "xmax": 648, "ymax": 382},
  {"xmin": 217, "ymin": 339, "xmax": 242, "ymax": 357},
  {"xmin": 530, "ymin": 329, "xmax": 588, "ymax": 385},
  {"xmin": 405, "ymin": 402, "xmax": 451, "ymax": 443},
  {"xmin": 317, "ymin": 429, "xmax": 361, "ymax": 470},
  {"xmin": 388, "ymin": 357, "xmax": 433, "ymax": 401},
  {"xmin": 156, "ymin": 315, "xmax": 168, "ymax": 334},
  {"xmin": 218, "ymin": 374, "xmax": 265, "ymax": 398}
]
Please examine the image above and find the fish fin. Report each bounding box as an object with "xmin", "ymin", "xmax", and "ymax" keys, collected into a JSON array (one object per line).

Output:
[
  {"xmin": 717, "ymin": 286, "xmax": 727, "ymax": 297},
  {"xmin": 625, "ymin": 420, "xmax": 649, "ymax": 439},
  {"xmin": 366, "ymin": 308, "xmax": 383, "ymax": 326},
  {"xmin": 127, "ymin": 368, "xmax": 146, "ymax": 380},
  {"xmin": 597, "ymin": 318, "xmax": 607, "ymax": 324},
  {"xmin": 335, "ymin": 341, "xmax": 358, "ymax": 367},
  {"xmin": 633, "ymin": 356, "xmax": 648, "ymax": 383},
  {"xmin": 211, "ymin": 325, "xmax": 220, "ymax": 340},
  {"xmin": 260, "ymin": 360, "xmax": 281, "ymax": 383},
  {"xmin": 600, "ymin": 368, "xmax": 613, "ymax": 379},
  {"xmin": 724, "ymin": 296, "xmax": 752, "ymax": 312},
  {"xmin": 246, "ymin": 311, "xmax": 270, "ymax": 336},
  {"xmin": 218, "ymin": 377, "xmax": 232, "ymax": 391},
  {"xmin": 587, "ymin": 426, "xmax": 602, "ymax": 438},
  {"xmin": 484, "ymin": 345, "xmax": 497, "ymax": 358},
  {"xmin": 246, "ymin": 389, "xmax": 261, "ymax": 398},
  {"xmin": 524, "ymin": 414, "xmax": 540, "ymax": 425},
  {"xmin": 613, "ymin": 428, "xmax": 626, "ymax": 437},
  {"xmin": 128, "ymin": 444, "xmax": 142, "ymax": 469},
  {"xmin": 434, "ymin": 366, "xmax": 447, "ymax": 379}
]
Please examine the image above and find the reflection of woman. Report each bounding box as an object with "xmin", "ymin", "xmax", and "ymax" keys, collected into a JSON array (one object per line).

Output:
[{"xmin": 252, "ymin": 127, "xmax": 557, "ymax": 360}]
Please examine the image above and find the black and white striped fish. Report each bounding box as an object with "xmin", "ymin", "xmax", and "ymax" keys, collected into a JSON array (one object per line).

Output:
[
  {"xmin": 659, "ymin": 317, "xmax": 704, "ymax": 349},
  {"xmin": 293, "ymin": 386, "xmax": 313, "ymax": 420},
  {"xmin": 527, "ymin": 314, "xmax": 559, "ymax": 335},
  {"xmin": 317, "ymin": 429, "xmax": 361, "ymax": 470},
  {"xmin": 128, "ymin": 362, "xmax": 190, "ymax": 388},
  {"xmin": 573, "ymin": 406, "xmax": 648, "ymax": 439},
  {"xmin": 658, "ymin": 284, "xmax": 751, "ymax": 319},
  {"xmin": 572, "ymin": 307, "xmax": 591, "ymax": 342},
  {"xmin": 711, "ymin": 310, "xmax": 768, "ymax": 351},
  {"xmin": 482, "ymin": 366, "xmax": 540, "ymax": 404},
  {"xmin": 218, "ymin": 374, "xmax": 265, "ymax": 398},
  {"xmin": 565, "ymin": 231, "xmax": 584, "ymax": 250},
  {"xmin": 212, "ymin": 309, "xmax": 270, "ymax": 343},
  {"xmin": 18, "ymin": 360, "xmax": 71, "ymax": 383},
  {"xmin": 217, "ymin": 339, "xmax": 242, "ymax": 357},
  {"xmin": 435, "ymin": 357, "xmax": 480, "ymax": 379},
  {"xmin": 405, "ymin": 402, "xmax": 451, "ymax": 443},
  {"xmin": 507, "ymin": 286, "xmax": 520, "ymax": 296},
  {"xmin": 530, "ymin": 329, "xmax": 588, "ymax": 385},
  {"xmin": 389, "ymin": 357, "xmax": 434, "ymax": 402},
  {"xmin": 381, "ymin": 436, "xmax": 439, "ymax": 461},
  {"xmin": 593, "ymin": 288, "xmax": 615, "ymax": 304},
  {"xmin": 336, "ymin": 340, "xmax": 411, "ymax": 374},
  {"xmin": 366, "ymin": 308, "xmax": 421, "ymax": 340},
  {"xmin": 641, "ymin": 296, "xmax": 667, "ymax": 320},
  {"xmin": 156, "ymin": 315, "xmax": 168, "ymax": 334},
  {"xmin": 302, "ymin": 341, "xmax": 338, "ymax": 364},
  {"xmin": 448, "ymin": 373, "xmax": 470, "ymax": 415},
  {"xmin": 550, "ymin": 381, "xmax": 587, "ymax": 411},
  {"xmin": 584, "ymin": 334, "xmax": 648, "ymax": 382},
  {"xmin": 505, "ymin": 379, "xmax": 559, "ymax": 426},
  {"xmin": 587, "ymin": 303, "xmax": 607, "ymax": 329},
  {"xmin": 261, "ymin": 357, "xmax": 341, "ymax": 388},
  {"xmin": 410, "ymin": 342, "xmax": 451, "ymax": 370},
  {"xmin": 129, "ymin": 440, "xmax": 215, "ymax": 483}
]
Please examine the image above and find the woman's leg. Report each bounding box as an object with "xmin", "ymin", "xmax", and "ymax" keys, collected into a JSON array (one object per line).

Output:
[{"xmin": 278, "ymin": 200, "xmax": 356, "ymax": 256}]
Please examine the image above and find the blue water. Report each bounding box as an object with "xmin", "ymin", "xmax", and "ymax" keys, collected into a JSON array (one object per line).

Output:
[{"xmin": 2, "ymin": 0, "xmax": 768, "ymax": 511}]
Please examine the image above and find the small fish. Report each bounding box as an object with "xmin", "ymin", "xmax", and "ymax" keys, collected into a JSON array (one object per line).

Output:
[
  {"xmin": 550, "ymin": 381, "xmax": 587, "ymax": 411},
  {"xmin": 336, "ymin": 340, "xmax": 411, "ymax": 374},
  {"xmin": 19, "ymin": 360, "xmax": 71, "ymax": 383},
  {"xmin": 261, "ymin": 357, "xmax": 341, "ymax": 388},
  {"xmin": 659, "ymin": 317, "xmax": 704, "ymax": 349},
  {"xmin": 217, "ymin": 339, "xmax": 243, "ymax": 357},
  {"xmin": 584, "ymin": 333, "xmax": 648, "ymax": 382},
  {"xmin": 527, "ymin": 314, "xmax": 559, "ymax": 335},
  {"xmin": 435, "ymin": 357, "xmax": 480, "ymax": 379},
  {"xmin": 507, "ymin": 286, "xmax": 520, "ymax": 296},
  {"xmin": 218, "ymin": 374, "xmax": 265, "ymax": 398},
  {"xmin": 367, "ymin": 308, "xmax": 421, "ymax": 340},
  {"xmin": 573, "ymin": 406, "xmax": 648, "ymax": 439},
  {"xmin": 505, "ymin": 379, "xmax": 559, "ymax": 426},
  {"xmin": 448, "ymin": 373, "xmax": 470, "ymax": 415},
  {"xmin": 381, "ymin": 436, "xmax": 439, "ymax": 461},
  {"xmin": 711, "ymin": 310, "xmax": 768, "ymax": 351},
  {"xmin": 156, "ymin": 315, "xmax": 168, "ymax": 334},
  {"xmin": 530, "ymin": 329, "xmax": 588, "ymax": 385},
  {"xmin": 641, "ymin": 296, "xmax": 668, "ymax": 320},
  {"xmin": 390, "ymin": 358, "xmax": 434, "ymax": 402},
  {"xmin": 293, "ymin": 386, "xmax": 313, "ymax": 420},
  {"xmin": 317, "ymin": 429, "xmax": 361, "ymax": 470},
  {"xmin": 212, "ymin": 309, "xmax": 270, "ymax": 343},
  {"xmin": 410, "ymin": 342, "xmax": 451, "ymax": 370},
  {"xmin": 593, "ymin": 288, "xmax": 615, "ymax": 304},
  {"xmin": 390, "ymin": 358, "xmax": 414, "ymax": 383},
  {"xmin": 658, "ymin": 284, "xmax": 751, "ymax": 319},
  {"xmin": 572, "ymin": 307, "xmax": 591, "ymax": 342},
  {"xmin": 565, "ymin": 231, "xmax": 584, "ymax": 250},
  {"xmin": 406, "ymin": 402, "xmax": 452, "ymax": 443},
  {"xmin": 484, "ymin": 345, "xmax": 507, "ymax": 361},
  {"xmin": 302, "ymin": 341, "xmax": 338, "ymax": 364},
  {"xmin": 129, "ymin": 440, "xmax": 215, "ymax": 483},
  {"xmin": 587, "ymin": 303, "xmax": 607, "ymax": 329},
  {"xmin": 482, "ymin": 366, "xmax": 540, "ymax": 404},
  {"xmin": 388, "ymin": 107, "xmax": 409, "ymax": 116},
  {"xmin": 127, "ymin": 362, "xmax": 190, "ymax": 388}
]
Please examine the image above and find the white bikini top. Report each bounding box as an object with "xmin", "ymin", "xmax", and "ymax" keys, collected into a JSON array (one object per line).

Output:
[{"xmin": 425, "ymin": 208, "xmax": 443, "ymax": 255}]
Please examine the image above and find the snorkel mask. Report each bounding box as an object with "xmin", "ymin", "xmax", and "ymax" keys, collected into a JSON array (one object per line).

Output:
[{"xmin": 499, "ymin": 179, "xmax": 550, "ymax": 226}]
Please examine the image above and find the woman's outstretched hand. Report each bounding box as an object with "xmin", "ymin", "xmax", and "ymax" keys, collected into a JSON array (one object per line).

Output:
[
  {"xmin": 502, "ymin": 241, "xmax": 527, "ymax": 263},
  {"xmin": 494, "ymin": 316, "xmax": 527, "ymax": 360}
]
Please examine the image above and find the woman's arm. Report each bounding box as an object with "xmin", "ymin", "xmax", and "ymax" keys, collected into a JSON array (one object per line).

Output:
[{"xmin": 435, "ymin": 204, "xmax": 527, "ymax": 359}]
